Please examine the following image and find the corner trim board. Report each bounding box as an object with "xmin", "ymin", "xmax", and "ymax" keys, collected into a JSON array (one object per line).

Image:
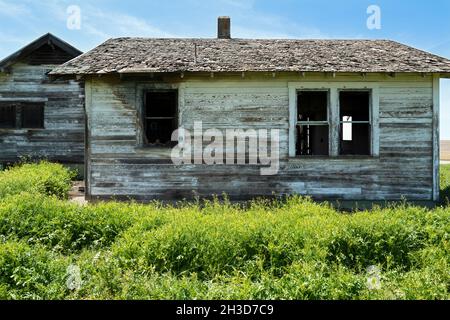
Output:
[{"xmin": 432, "ymin": 75, "xmax": 440, "ymax": 201}]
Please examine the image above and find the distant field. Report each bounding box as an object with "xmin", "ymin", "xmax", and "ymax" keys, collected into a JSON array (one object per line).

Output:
[{"xmin": 441, "ymin": 140, "xmax": 450, "ymax": 160}]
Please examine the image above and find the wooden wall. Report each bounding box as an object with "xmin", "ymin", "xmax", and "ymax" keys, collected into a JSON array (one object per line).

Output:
[
  {"xmin": 0, "ymin": 62, "xmax": 84, "ymax": 164},
  {"xmin": 85, "ymin": 73, "xmax": 435, "ymax": 201}
]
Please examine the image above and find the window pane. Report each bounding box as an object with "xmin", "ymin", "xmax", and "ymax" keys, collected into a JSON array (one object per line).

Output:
[
  {"xmin": 296, "ymin": 125, "xmax": 329, "ymax": 156},
  {"xmin": 340, "ymin": 123, "xmax": 371, "ymax": 155},
  {"xmin": 22, "ymin": 103, "xmax": 44, "ymax": 128},
  {"xmin": 298, "ymin": 91, "xmax": 328, "ymax": 122},
  {"xmin": 0, "ymin": 105, "xmax": 16, "ymax": 128},
  {"xmin": 339, "ymin": 91, "xmax": 370, "ymax": 122},
  {"xmin": 145, "ymin": 119, "xmax": 177, "ymax": 146},
  {"xmin": 339, "ymin": 91, "xmax": 370, "ymax": 155},
  {"xmin": 146, "ymin": 92, "xmax": 177, "ymax": 118},
  {"xmin": 144, "ymin": 91, "xmax": 178, "ymax": 146}
]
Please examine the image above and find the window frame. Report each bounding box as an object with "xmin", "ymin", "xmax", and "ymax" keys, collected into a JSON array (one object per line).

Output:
[
  {"xmin": 288, "ymin": 82, "xmax": 379, "ymax": 158},
  {"xmin": 296, "ymin": 89, "xmax": 331, "ymax": 156},
  {"xmin": 0, "ymin": 99, "xmax": 47, "ymax": 130},
  {"xmin": 142, "ymin": 89, "xmax": 179, "ymax": 147},
  {"xmin": 338, "ymin": 89, "xmax": 372, "ymax": 156}
]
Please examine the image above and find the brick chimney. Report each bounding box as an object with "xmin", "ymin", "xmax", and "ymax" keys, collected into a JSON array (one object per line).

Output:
[{"xmin": 218, "ymin": 16, "xmax": 231, "ymax": 39}]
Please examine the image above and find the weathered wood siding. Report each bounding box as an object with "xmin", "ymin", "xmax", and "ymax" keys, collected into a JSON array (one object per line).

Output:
[
  {"xmin": 85, "ymin": 74, "xmax": 434, "ymax": 201},
  {"xmin": 0, "ymin": 62, "xmax": 84, "ymax": 163}
]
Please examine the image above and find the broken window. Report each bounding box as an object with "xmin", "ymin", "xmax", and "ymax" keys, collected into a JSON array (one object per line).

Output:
[
  {"xmin": 144, "ymin": 91, "xmax": 178, "ymax": 146},
  {"xmin": 0, "ymin": 104, "xmax": 16, "ymax": 128},
  {"xmin": 339, "ymin": 91, "xmax": 371, "ymax": 155},
  {"xmin": 21, "ymin": 103, "xmax": 44, "ymax": 128},
  {"xmin": 296, "ymin": 91, "xmax": 329, "ymax": 156}
]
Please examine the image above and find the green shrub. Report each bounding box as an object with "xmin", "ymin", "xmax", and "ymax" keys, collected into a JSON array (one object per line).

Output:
[
  {"xmin": 0, "ymin": 240, "xmax": 69, "ymax": 300},
  {"xmin": 112, "ymin": 199, "xmax": 445, "ymax": 278},
  {"xmin": 324, "ymin": 208, "xmax": 429, "ymax": 271},
  {"xmin": 112, "ymin": 198, "xmax": 335, "ymax": 277},
  {"xmin": 440, "ymin": 165, "xmax": 450, "ymax": 204},
  {"xmin": 0, "ymin": 162, "xmax": 449, "ymax": 300},
  {"xmin": 0, "ymin": 193, "xmax": 143, "ymax": 252},
  {"xmin": 0, "ymin": 162, "xmax": 74, "ymax": 199}
]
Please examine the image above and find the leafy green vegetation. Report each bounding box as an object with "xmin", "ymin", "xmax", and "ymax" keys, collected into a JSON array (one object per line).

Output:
[
  {"xmin": 0, "ymin": 162, "xmax": 75, "ymax": 199},
  {"xmin": 0, "ymin": 163, "xmax": 448, "ymax": 300},
  {"xmin": 440, "ymin": 164, "xmax": 450, "ymax": 204}
]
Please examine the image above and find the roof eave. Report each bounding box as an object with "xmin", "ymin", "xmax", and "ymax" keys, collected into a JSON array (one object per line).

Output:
[{"xmin": 50, "ymin": 70, "xmax": 450, "ymax": 76}]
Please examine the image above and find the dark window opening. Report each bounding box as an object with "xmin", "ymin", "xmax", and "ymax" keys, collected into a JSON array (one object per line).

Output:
[
  {"xmin": 144, "ymin": 91, "xmax": 178, "ymax": 146},
  {"xmin": 297, "ymin": 125, "xmax": 329, "ymax": 156},
  {"xmin": 339, "ymin": 91, "xmax": 371, "ymax": 155},
  {"xmin": 298, "ymin": 91, "xmax": 328, "ymax": 121},
  {"xmin": 22, "ymin": 103, "xmax": 44, "ymax": 128},
  {"xmin": 0, "ymin": 105, "xmax": 16, "ymax": 128},
  {"xmin": 296, "ymin": 91, "xmax": 329, "ymax": 156}
]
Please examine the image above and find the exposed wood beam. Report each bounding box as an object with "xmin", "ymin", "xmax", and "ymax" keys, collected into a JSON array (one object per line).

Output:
[{"xmin": 0, "ymin": 97, "xmax": 48, "ymax": 102}]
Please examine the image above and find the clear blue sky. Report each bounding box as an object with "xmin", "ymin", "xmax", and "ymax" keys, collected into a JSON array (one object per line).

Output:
[{"xmin": 1, "ymin": 0, "xmax": 450, "ymax": 138}]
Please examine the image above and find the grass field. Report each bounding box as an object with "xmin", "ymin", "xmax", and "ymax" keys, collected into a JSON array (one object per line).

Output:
[
  {"xmin": 441, "ymin": 141, "xmax": 450, "ymax": 161},
  {"xmin": 0, "ymin": 162, "xmax": 449, "ymax": 300}
]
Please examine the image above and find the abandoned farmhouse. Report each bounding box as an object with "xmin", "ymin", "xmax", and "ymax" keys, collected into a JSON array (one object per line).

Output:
[
  {"xmin": 0, "ymin": 33, "xmax": 85, "ymax": 166},
  {"xmin": 3, "ymin": 17, "xmax": 450, "ymax": 203}
]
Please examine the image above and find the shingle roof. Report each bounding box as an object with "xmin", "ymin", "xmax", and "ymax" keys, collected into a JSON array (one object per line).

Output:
[
  {"xmin": 0, "ymin": 33, "xmax": 82, "ymax": 72},
  {"xmin": 50, "ymin": 38, "xmax": 450, "ymax": 75}
]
